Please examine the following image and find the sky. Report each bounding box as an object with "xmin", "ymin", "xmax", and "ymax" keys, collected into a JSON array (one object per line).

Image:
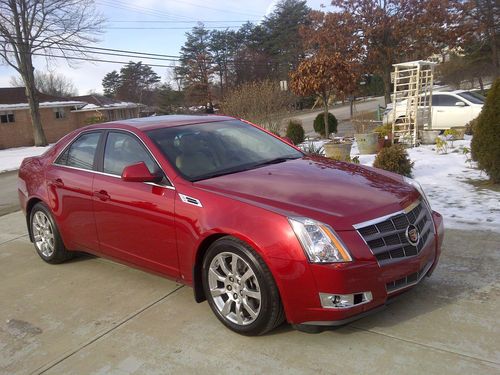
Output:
[{"xmin": 0, "ymin": 0, "xmax": 329, "ymax": 95}]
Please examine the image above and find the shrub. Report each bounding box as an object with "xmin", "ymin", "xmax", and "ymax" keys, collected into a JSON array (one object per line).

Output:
[
  {"xmin": 313, "ymin": 112, "xmax": 337, "ymax": 137},
  {"xmin": 435, "ymin": 136, "xmax": 448, "ymax": 154},
  {"xmin": 373, "ymin": 124, "xmax": 392, "ymax": 139},
  {"xmin": 302, "ymin": 142, "xmax": 324, "ymax": 156},
  {"xmin": 465, "ymin": 118, "xmax": 477, "ymax": 135},
  {"xmin": 471, "ymin": 77, "xmax": 500, "ymax": 183},
  {"xmin": 85, "ymin": 115, "xmax": 106, "ymax": 125},
  {"xmin": 373, "ymin": 144, "xmax": 414, "ymax": 177},
  {"xmin": 221, "ymin": 80, "xmax": 295, "ymax": 135},
  {"xmin": 285, "ymin": 120, "xmax": 305, "ymax": 145}
]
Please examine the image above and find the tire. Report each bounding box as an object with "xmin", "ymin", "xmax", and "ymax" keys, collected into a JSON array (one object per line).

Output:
[
  {"xmin": 202, "ymin": 236, "xmax": 285, "ymax": 336},
  {"xmin": 30, "ymin": 202, "xmax": 73, "ymax": 264}
]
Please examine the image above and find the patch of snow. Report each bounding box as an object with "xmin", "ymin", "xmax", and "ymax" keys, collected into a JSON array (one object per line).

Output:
[
  {"xmin": 351, "ymin": 137, "xmax": 500, "ymax": 232},
  {"xmin": 0, "ymin": 145, "xmax": 52, "ymax": 173}
]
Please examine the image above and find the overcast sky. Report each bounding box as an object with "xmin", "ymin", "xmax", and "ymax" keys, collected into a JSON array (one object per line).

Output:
[{"xmin": 0, "ymin": 0, "xmax": 328, "ymax": 95}]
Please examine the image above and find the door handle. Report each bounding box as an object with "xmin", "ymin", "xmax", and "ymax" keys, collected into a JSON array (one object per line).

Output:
[
  {"xmin": 94, "ymin": 190, "xmax": 110, "ymax": 201},
  {"xmin": 52, "ymin": 178, "xmax": 64, "ymax": 187},
  {"xmin": 436, "ymin": 110, "xmax": 444, "ymax": 113}
]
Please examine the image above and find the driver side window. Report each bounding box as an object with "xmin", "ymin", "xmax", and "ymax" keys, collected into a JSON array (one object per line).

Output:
[{"xmin": 103, "ymin": 132, "xmax": 161, "ymax": 177}]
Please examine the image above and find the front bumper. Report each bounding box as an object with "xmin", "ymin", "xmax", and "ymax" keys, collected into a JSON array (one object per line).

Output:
[{"xmin": 274, "ymin": 211, "xmax": 444, "ymax": 326}]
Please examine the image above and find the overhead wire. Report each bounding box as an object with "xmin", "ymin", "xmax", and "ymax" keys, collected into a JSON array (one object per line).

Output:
[{"xmin": 0, "ymin": 37, "xmax": 285, "ymax": 67}]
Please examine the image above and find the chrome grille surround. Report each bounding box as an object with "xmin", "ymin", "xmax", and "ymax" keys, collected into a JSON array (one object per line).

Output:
[{"xmin": 354, "ymin": 200, "xmax": 435, "ymax": 266}]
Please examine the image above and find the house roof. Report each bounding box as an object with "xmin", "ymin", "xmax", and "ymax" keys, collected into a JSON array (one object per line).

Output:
[
  {"xmin": 0, "ymin": 87, "xmax": 85, "ymax": 111},
  {"xmin": 71, "ymin": 94, "xmax": 140, "ymax": 112}
]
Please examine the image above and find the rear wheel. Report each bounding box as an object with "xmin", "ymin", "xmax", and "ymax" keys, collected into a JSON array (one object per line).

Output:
[
  {"xmin": 30, "ymin": 203, "xmax": 73, "ymax": 264},
  {"xmin": 202, "ymin": 237, "xmax": 284, "ymax": 335}
]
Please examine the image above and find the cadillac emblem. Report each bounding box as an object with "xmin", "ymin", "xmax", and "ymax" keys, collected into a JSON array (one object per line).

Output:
[{"xmin": 405, "ymin": 224, "xmax": 420, "ymax": 246}]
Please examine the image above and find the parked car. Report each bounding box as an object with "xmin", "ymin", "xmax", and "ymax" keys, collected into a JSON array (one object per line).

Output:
[
  {"xmin": 383, "ymin": 90, "xmax": 485, "ymax": 129},
  {"xmin": 18, "ymin": 115, "xmax": 444, "ymax": 335}
]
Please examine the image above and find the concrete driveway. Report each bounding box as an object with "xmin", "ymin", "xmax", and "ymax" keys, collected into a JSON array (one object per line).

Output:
[
  {"xmin": 0, "ymin": 211, "xmax": 499, "ymax": 374},
  {"xmin": 0, "ymin": 171, "xmax": 19, "ymax": 216}
]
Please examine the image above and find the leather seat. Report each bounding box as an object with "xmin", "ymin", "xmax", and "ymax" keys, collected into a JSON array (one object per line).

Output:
[{"xmin": 175, "ymin": 134, "xmax": 217, "ymax": 178}]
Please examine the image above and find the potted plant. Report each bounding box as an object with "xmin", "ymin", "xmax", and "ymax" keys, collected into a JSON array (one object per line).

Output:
[
  {"xmin": 374, "ymin": 124, "xmax": 392, "ymax": 151},
  {"xmin": 324, "ymin": 137, "xmax": 353, "ymax": 161},
  {"xmin": 352, "ymin": 111, "xmax": 378, "ymax": 154}
]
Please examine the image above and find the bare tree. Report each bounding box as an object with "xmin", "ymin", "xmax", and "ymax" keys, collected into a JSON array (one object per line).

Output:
[
  {"xmin": 0, "ymin": 0, "xmax": 104, "ymax": 146},
  {"xmin": 10, "ymin": 71, "xmax": 77, "ymax": 97}
]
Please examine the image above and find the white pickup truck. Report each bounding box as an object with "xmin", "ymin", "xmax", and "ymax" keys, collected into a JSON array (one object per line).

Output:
[{"xmin": 383, "ymin": 90, "xmax": 485, "ymax": 130}]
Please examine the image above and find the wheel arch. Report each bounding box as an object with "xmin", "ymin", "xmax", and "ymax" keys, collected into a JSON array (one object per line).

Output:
[
  {"xmin": 25, "ymin": 197, "xmax": 43, "ymax": 242},
  {"xmin": 192, "ymin": 233, "xmax": 228, "ymax": 303}
]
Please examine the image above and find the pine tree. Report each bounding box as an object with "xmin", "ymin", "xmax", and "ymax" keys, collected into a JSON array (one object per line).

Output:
[{"xmin": 471, "ymin": 78, "xmax": 500, "ymax": 183}]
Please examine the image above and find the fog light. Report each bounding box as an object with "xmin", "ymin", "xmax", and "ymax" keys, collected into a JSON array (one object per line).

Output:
[{"xmin": 319, "ymin": 291, "xmax": 373, "ymax": 309}]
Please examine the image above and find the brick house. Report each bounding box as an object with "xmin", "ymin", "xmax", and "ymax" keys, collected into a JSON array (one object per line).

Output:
[
  {"xmin": 0, "ymin": 88, "xmax": 140, "ymax": 149},
  {"xmin": 71, "ymin": 94, "xmax": 141, "ymax": 123}
]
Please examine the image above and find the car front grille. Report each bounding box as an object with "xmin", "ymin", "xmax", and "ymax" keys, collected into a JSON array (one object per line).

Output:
[
  {"xmin": 386, "ymin": 259, "xmax": 433, "ymax": 293},
  {"xmin": 355, "ymin": 201, "xmax": 434, "ymax": 266}
]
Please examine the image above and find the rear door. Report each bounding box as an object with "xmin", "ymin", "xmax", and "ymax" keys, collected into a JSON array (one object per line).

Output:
[
  {"xmin": 92, "ymin": 130, "xmax": 179, "ymax": 278},
  {"xmin": 46, "ymin": 131, "xmax": 102, "ymax": 252}
]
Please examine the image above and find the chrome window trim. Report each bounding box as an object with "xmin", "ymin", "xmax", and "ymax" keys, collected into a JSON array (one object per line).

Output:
[
  {"xmin": 51, "ymin": 163, "xmax": 176, "ymax": 190},
  {"xmin": 352, "ymin": 199, "xmax": 421, "ymax": 230},
  {"xmin": 52, "ymin": 127, "xmax": 176, "ymax": 189}
]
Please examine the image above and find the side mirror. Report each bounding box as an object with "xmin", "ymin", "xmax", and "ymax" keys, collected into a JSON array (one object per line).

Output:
[
  {"xmin": 121, "ymin": 162, "xmax": 162, "ymax": 183},
  {"xmin": 455, "ymin": 101, "xmax": 466, "ymax": 107}
]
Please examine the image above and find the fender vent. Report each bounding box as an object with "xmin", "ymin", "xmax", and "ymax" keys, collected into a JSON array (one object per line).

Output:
[{"xmin": 179, "ymin": 194, "xmax": 202, "ymax": 207}]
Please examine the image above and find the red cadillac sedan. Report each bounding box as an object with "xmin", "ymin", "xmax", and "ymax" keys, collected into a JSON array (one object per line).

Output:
[{"xmin": 18, "ymin": 115, "xmax": 444, "ymax": 335}]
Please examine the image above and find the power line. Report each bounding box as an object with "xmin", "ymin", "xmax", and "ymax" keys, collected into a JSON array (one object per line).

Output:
[
  {"xmin": 171, "ymin": 0, "xmax": 263, "ymax": 18},
  {"xmin": 108, "ymin": 20, "xmax": 258, "ymax": 23},
  {"xmin": 96, "ymin": 0, "xmax": 197, "ymax": 21},
  {"xmin": 0, "ymin": 38, "xmax": 287, "ymax": 66},
  {"xmin": 105, "ymin": 26, "xmax": 241, "ymax": 30},
  {"xmin": 3, "ymin": 49, "xmax": 179, "ymax": 68}
]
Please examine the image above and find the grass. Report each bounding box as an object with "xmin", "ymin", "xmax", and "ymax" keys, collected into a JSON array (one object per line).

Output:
[{"xmin": 464, "ymin": 178, "xmax": 500, "ymax": 193}]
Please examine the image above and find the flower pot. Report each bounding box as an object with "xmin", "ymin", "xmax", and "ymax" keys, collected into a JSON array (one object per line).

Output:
[
  {"xmin": 376, "ymin": 136, "xmax": 392, "ymax": 152},
  {"xmin": 355, "ymin": 133, "xmax": 378, "ymax": 154},
  {"xmin": 419, "ymin": 130, "xmax": 441, "ymax": 145},
  {"xmin": 324, "ymin": 142, "xmax": 352, "ymax": 161}
]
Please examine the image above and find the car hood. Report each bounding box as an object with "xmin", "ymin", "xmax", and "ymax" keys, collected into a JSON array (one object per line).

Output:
[{"xmin": 195, "ymin": 157, "xmax": 419, "ymax": 231}]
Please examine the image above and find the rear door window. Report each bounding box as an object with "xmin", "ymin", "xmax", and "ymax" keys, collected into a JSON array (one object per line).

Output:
[
  {"xmin": 433, "ymin": 95, "xmax": 464, "ymax": 106},
  {"xmin": 56, "ymin": 132, "xmax": 101, "ymax": 170}
]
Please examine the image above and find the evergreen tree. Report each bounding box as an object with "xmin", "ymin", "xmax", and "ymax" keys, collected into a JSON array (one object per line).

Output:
[
  {"xmin": 102, "ymin": 71, "xmax": 121, "ymax": 97},
  {"xmin": 176, "ymin": 24, "xmax": 214, "ymax": 108},
  {"xmin": 471, "ymin": 78, "xmax": 500, "ymax": 183}
]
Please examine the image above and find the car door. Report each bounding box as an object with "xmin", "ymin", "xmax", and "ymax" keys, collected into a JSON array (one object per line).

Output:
[
  {"xmin": 46, "ymin": 131, "xmax": 102, "ymax": 252},
  {"xmin": 432, "ymin": 94, "xmax": 472, "ymax": 129},
  {"xmin": 92, "ymin": 130, "xmax": 179, "ymax": 278}
]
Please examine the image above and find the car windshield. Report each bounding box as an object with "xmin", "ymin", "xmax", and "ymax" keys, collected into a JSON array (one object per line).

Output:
[
  {"xmin": 147, "ymin": 120, "xmax": 303, "ymax": 182},
  {"xmin": 457, "ymin": 91, "xmax": 485, "ymax": 104}
]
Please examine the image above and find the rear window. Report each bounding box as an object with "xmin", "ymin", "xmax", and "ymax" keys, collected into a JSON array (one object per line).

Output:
[
  {"xmin": 56, "ymin": 132, "xmax": 101, "ymax": 170},
  {"xmin": 457, "ymin": 91, "xmax": 485, "ymax": 105}
]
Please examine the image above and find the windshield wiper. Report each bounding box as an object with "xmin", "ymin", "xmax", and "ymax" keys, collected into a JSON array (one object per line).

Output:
[
  {"xmin": 251, "ymin": 156, "xmax": 301, "ymax": 168},
  {"xmin": 192, "ymin": 156, "xmax": 300, "ymax": 182}
]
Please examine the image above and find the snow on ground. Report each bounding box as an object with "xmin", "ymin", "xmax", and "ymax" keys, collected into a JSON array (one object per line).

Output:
[
  {"xmin": 0, "ymin": 145, "xmax": 52, "ymax": 173},
  {"xmin": 301, "ymin": 136, "xmax": 500, "ymax": 232}
]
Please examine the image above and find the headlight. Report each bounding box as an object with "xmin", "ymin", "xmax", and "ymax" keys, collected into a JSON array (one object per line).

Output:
[
  {"xmin": 288, "ymin": 217, "xmax": 352, "ymax": 263},
  {"xmin": 404, "ymin": 177, "xmax": 432, "ymax": 210}
]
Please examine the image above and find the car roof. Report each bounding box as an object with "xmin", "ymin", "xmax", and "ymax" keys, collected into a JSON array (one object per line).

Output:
[{"xmin": 85, "ymin": 114, "xmax": 238, "ymax": 132}]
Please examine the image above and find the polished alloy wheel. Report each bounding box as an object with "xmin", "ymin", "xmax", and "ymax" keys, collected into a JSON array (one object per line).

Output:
[
  {"xmin": 32, "ymin": 211, "xmax": 55, "ymax": 258},
  {"xmin": 208, "ymin": 252, "xmax": 261, "ymax": 325}
]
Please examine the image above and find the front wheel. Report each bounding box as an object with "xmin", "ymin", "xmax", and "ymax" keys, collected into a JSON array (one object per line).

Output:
[
  {"xmin": 30, "ymin": 202, "xmax": 73, "ymax": 264},
  {"xmin": 202, "ymin": 237, "xmax": 284, "ymax": 335}
]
